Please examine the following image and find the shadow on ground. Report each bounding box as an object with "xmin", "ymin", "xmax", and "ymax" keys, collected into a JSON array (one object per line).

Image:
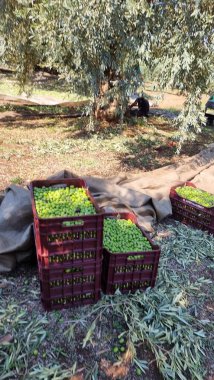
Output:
[{"xmin": 120, "ymin": 136, "xmax": 176, "ymax": 170}]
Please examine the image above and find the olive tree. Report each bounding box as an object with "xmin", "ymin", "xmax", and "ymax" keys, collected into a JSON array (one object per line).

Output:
[
  {"xmin": 0, "ymin": 0, "xmax": 214, "ymax": 143},
  {"xmin": 0, "ymin": 0, "xmax": 153, "ymax": 119},
  {"xmin": 149, "ymin": 0, "xmax": 214, "ymax": 147}
]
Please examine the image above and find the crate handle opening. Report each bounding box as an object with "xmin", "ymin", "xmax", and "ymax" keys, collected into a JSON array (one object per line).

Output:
[
  {"xmin": 127, "ymin": 254, "xmax": 145, "ymax": 261},
  {"xmin": 64, "ymin": 267, "xmax": 82, "ymax": 274},
  {"xmin": 62, "ymin": 220, "xmax": 85, "ymax": 227}
]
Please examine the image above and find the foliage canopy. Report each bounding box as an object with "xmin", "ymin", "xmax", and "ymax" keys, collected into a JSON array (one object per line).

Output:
[{"xmin": 0, "ymin": 0, "xmax": 214, "ymax": 142}]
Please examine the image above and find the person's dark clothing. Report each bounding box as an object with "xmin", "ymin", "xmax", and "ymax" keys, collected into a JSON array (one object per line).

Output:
[
  {"xmin": 137, "ymin": 97, "xmax": 150, "ymax": 116},
  {"xmin": 129, "ymin": 96, "xmax": 150, "ymax": 117}
]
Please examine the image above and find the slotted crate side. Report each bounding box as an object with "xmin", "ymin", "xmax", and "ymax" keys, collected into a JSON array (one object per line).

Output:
[
  {"xmin": 39, "ymin": 259, "xmax": 102, "ymax": 311},
  {"xmin": 34, "ymin": 215, "xmax": 103, "ymax": 268},
  {"xmin": 170, "ymin": 182, "xmax": 214, "ymax": 234},
  {"xmin": 30, "ymin": 179, "xmax": 104, "ymax": 267},
  {"xmin": 102, "ymin": 249, "xmax": 159, "ymax": 294},
  {"xmin": 36, "ymin": 241, "xmax": 102, "ymax": 268},
  {"xmin": 102, "ymin": 212, "xmax": 160, "ymax": 295},
  {"xmin": 39, "ymin": 259, "xmax": 102, "ymax": 298},
  {"xmin": 42, "ymin": 291, "xmax": 101, "ymax": 311},
  {"xmin": 171, "ymin": 199, "xmax": 214, "ymax": 233}
]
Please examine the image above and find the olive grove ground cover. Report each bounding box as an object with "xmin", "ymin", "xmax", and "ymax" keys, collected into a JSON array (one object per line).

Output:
[
  {"xmin": 0, "ymin": 108, "xmax": 213, "ymax": 191},
  {"xmin": 0, "ymin": 220, "xmax": 213, "ymax": 380}
]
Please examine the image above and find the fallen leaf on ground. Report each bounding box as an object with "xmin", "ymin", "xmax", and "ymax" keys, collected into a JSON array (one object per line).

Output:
[
  {"xmin": 100, "ymin": 358, "xmax": 130, "ymax": 379},
  {"xmin": 0, "ymin": 334, "xmax": 13, "ymax": 344},
  {"xmin": 157, "ymin": 231, "xmax": 173, "ymax": 238},
  {"xmin": 167, "ymin": 141, "xmax": 177, "ymax": 147},
  {"xmin": 0, "ymin": 280, "xmax": 14, "ymax": 288},
  {"xmin": 69, "ymin": 373, "xmax": 84, "ymax": 380},
  {"xmin": 206, "ymin": 303, "xmax": 214, "ymax": 312}
]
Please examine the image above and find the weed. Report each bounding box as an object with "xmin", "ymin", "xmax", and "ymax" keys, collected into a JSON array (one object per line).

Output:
[{"xmin": 11, "ymin": 177, "xmax": 23, "ymax": 185}]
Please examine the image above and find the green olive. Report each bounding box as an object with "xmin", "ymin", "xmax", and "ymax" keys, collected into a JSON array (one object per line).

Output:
[{"xmin": 103, "ymin": 218, "xmax": 152, "ymax": 254}]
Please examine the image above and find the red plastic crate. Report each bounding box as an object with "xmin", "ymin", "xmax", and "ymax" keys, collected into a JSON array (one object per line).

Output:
[
  {"xmin": 170, "ymin": 182, "xmax": 214, "ymax": 234},
  {"xmin": 39, "ymin": 259, "xmax": 102, "ymax": 311},
  {"xmin": 30, "ymin": 179, "xmax": 103, "ymax": 269},
  {"xmin": 102, "ymin": 213, "xmax": 160, "ymax": 294}
]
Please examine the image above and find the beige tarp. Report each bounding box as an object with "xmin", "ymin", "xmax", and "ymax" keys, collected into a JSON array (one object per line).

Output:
[{"xmin": 0, "ymin": 143, "xmax": 214, "ymax": 272}]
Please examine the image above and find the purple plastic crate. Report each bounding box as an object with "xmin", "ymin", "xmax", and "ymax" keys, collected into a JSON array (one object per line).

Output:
[
  {"xmin": 170, "ymin": 182, "xmax": 214, "ymax": 234},
  {"xmin": 39, "ymin": 259, "xmax": 102, "ymax": 311}
]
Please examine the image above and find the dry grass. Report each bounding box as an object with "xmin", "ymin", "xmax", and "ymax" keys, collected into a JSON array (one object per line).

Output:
[{"xmin": 0, "ymin": 111, "xmax": 213, "ymax": 191}]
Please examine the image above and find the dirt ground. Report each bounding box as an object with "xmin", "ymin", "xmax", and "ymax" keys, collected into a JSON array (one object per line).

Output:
[
  {"xmin": 0, "ymin": 73, "xmax": 211, "ymax": 192},
  {"xmin": 145, "ymin": 85, "xmax": 208, "ymax": 110},
  {"xmin": 0, "ymin": 105, "xmax": 213, "ymax": 192}
]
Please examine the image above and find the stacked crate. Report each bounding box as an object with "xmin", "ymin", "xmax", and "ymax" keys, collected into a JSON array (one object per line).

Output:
[
  {"xmin": 170, "ymin": 182, "xmax": 214, "ymax": 234},
  {"xmin": 30, "ymin": 179, "xmax": 103, "ymax": 311}
]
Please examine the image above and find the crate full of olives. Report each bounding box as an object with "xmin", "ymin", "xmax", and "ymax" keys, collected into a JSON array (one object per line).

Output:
[
  {"xmin": 170, "ymin": 182, "xmax": 214, "ymax": 234},
  {"xmin": 30, "ymin": 179, "xmax": 103, "ymax": 269},
  {"xmin": 101, "ymin": 213, "xmax": 160, "ymax": 295}
]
